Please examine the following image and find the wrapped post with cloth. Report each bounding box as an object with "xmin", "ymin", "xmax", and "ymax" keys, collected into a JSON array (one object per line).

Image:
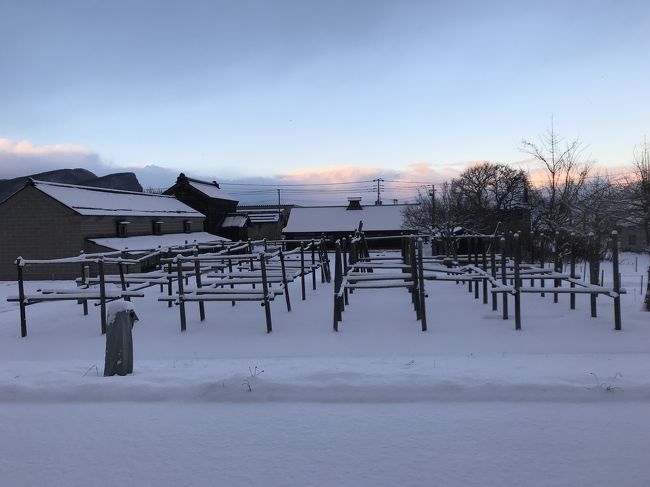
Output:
[{"xmin": 104, "ymin": 300, "xmax": 139, "ymax": 377}]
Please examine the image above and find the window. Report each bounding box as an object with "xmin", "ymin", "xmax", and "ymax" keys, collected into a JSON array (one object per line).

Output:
[
  {"xmin": 153, "ymin": 221, "xmax": 163, "ymax": 235},
  {"xmin": 116, "ymin": 221, "xmax": 129, "ymax": 238},
  {"xmin": 629, "ymin": 234, "xmax": 637, "ymax": 246},
  {"xmin": 183, "ymin": 220, "xmax": 191, "ymax": 233}
]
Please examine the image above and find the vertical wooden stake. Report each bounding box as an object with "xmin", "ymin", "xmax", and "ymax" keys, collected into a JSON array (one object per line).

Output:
[
  {"xmin": 176, "ymin": 257, "xmax": 187, "ymax": 332},
  {"xmin": 540, "ymin": 233, "xmax": 546, "ymax": 297},
  {"xmin": 193, "ymin": 249, "xmax": 205, "ymax": 322},
  {"xmin": 501, "ymin": 237, "xmax": 508, "ymax": 320},
  {"xmin": 417, "ymin": 238, "xmax": 427, "ymax": 331},
  {"xmin": 570, "ymin": 233, "xmax": 576, "ymax": 310},
  {"xmin": 98, "ymin": 258, "xmax": 107, "ymax": 335},
  {"xmin": 481, "ymin": 238, "xmax": 488, "ymax": 304},
  {"xmin": 300, "ymin": 241, "xmax": 306, "ymax": 300},
  {"xmin": 17, "ymin": 258, "xmax": 27, "ymax": 338},
  {"xmin": 311, "ymin": 240, "xmax": 317, "ymax": 290},
  {"xmin": 490, "ymin": 236, "xmax": 497, "ymax": 311},
  {"xmin": 514, "ymin": 233, "xmax": 522, "ymax": 330},
  {"xmin": 333, "ymin": 241, "xmax": 342, "ymax": 331},
  {"xmin": 260, "ymin": 254, "xmax": 273, "ymax": 333},
  {"xmin": 342, "ymin": 238, "xmax": 349, "ymax": 305},
  {"xmin": 82, "ymin": 265, "xmax": 89, "ymax": 315},
  {"xmin": 612, "ymin": 231, "xmax": 622, "ymax": 330},
  {"xmin": 279, "ymin": 251, "xmax": 291, "ymax": 312}
]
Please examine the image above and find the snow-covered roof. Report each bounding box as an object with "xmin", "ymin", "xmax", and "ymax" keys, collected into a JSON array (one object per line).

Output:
[
  {"xmin": 283, "ymin": 204, "xmax": 414, "ymax": 234},
  {"xmin": 221, "ymin": 215, "xmax": 249, "ymax": 228},
  {"xmin": 188, "ymin": 180, "xmax": 237, "ymax": 202},
  {"xmin": 237, "ymin": 209, "xmax": 280, "ymax": 223},
  {"xmin": 89, "ymin": 232, "xmax": 228, "ymax": 251},
  {"xmin": 32, "ymin": 180, "xmax": 204, "ymax": 218}
]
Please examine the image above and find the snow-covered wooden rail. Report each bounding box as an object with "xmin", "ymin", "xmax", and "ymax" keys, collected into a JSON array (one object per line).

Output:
[
  {"xmin": 10, "ymin": 254, "xmax": 154, "ymax": 337},
  {"xmin": 158, "ymin": 239, "xmax": 329, "ymax": 333}
]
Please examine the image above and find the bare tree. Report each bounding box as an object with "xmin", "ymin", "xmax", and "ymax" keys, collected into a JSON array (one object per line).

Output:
[
  {"xmin": 521, "ymin": 121, "xmax": 590, "ymax": 233},
  {"xmin": 623, "ymin": 137, "xmax": 650, "ymax": 247},
  {"xmin": 451, "ymin": 161, "xmax": 529, "ymax": 233}
]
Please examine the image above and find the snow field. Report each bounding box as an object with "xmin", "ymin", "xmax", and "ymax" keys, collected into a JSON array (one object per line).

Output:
[{"xmin": 0, "ymin": 252, "xmax": 649, "ymax": 486}]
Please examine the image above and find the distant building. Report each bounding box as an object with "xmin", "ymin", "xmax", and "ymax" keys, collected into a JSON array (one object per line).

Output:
[
  {"xmin": 163, "ymin": 173, "xmax": 238, "ymax": 236},
  {"xmin": 282, "ymin": 197, "xmax": 416, "ymax": 247},
  {"xmin": 618, "ymin": 224, "xmax": 648, "ymax": 252},
  {"xmin": 220, "ymin": 213, "xmax": 250, "ymax": 242},
  {"xmin": 236, "ymin": 205, "xmax": 294, "ymax": 241},
  {"xmin": 0, "ymin": 179, "xmax": 211, "ymax": 280}
]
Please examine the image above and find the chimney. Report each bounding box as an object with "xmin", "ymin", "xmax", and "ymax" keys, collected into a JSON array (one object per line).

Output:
[{"xmin": 346, "ymin": 197, "xmax": 363, "ymax": 210}]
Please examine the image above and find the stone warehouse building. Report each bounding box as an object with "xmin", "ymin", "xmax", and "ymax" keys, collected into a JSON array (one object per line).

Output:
[{"xmin": 0, "ymin": 179, "xmax": 214, "ymax": 280}]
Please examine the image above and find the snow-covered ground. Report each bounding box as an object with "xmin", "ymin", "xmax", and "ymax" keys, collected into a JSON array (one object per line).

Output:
[{"xmin": 1, "ymin": 252, "xmax": 649, "ymax": 486}]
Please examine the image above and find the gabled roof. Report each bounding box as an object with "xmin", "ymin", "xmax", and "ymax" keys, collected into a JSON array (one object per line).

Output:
[
  {"xmin": 283, "ymin": 204, "xmax": 414, "ymax": 234},
  {"xmin": 89, "ymin": 231, "xmax": 228, "ymax": 251},
  {"xmin": 236, "ymin": 209, "xmax": 281, "ymax": 223},
  {"xmin": 222, "ymin": 214, "xmax": 249, "ymax": 228},
  {"xmin": 168, "ymin": 173, "xmax": 238, "ymax": 202},
  {"xmin": 29, "ymin": 180, "xmax": 204, "ymax": 218},
  {"xmin": 187, "ymin": 180, "xmax": 237, "ymax": 202}
]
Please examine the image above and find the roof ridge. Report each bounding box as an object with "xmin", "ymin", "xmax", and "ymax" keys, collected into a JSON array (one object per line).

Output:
[{"xmin": 31, "ymin": 179, "xmax": 175, "ymax": 198}]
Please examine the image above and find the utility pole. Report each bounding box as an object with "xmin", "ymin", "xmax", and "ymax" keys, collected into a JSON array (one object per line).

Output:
[
  {"xmin": 277, "ymin": 188, "xmax": 281, "ymax": 221},
  {"xmin": 373, "ymin": 178, "xmax": 384, "ymax": 206}
]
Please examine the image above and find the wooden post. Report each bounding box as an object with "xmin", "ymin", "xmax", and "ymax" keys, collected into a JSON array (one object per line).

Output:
[
  {"xmin": 193, "ymin": 249, "xmax": 205, "ymax": 321},
  {"xmin": 319, "ymin": 240, "xmax": 326, "ymax": 283},
  {"xmin": 333, "ymin": 241, "xmax": 342, "ymax": 331},
  {"xmin": 539, "ymin": 232, "xmax": 546, "ymax": 297},
  {"xmin": 588, "ymin": 234, "xmax": 598, "ymax": 318},
  {"xmin": 300, "ymin": 241, "xmax": 306, "ymax": 300},
  {"xmin": 16, "ymin": 258, "xmax": 27, "ymax": 337},
  {"xmin": 260, "ymin": 254, "xmax": 273, "ymax": 333},
  {"xmin": 82, "ymin": 265, "xmax": 89, "ymax": 315},
  {"xmin": 530, "ymin": 231, "xmax": 535, "ymax": 287},
  {"xmin": 612, "ymin": 231, "xmax": 622, "ymax": 330},
  {"xmin": 98, "ymin": 258, "xmax": 107, "ymax": 335},
  {"xmin": 410, "ymin": 238, "xmax": 420, "ymax": 317},
  {"xmin": 490, "ymin": 236, "xmax": 498, "ymax": 311},
  {"xmin": 500, "ymin": 237, "xmax": 508, "ymax": 320},
  {"xmin": 342, "ymin": 238, "xmax": 349, "ymax": 306},
  {"xmin": 118, "ymin": 261, "xmax": 129, "ymax": 302},
  {"xmin": 553, "ymin": 232, "xmax": 560, "ymax": 304},
  {"xmin": 227, "ymin": 248, "xmax": 235, "ymax": 307},
  {"xmin": 310, "ymin": 239, "xmax": 317, "ymax": 290},
  {"xmin": 417, "ymin": 238, "xmax": 427, "ymax": 331},
  {"xmin": 570, "ymin": 233, "xmax": 576, "ymax": 310},
  {"xmin": 321, "ymin": 237, "xmax": 332, "ymax": 283},
  {"xmin": 467, "ymin": 237, "xmax": 473, "ymax": 293},
  {"xmin": 514, "ymin": 233, "xmax": 522, "ymax": 330},
  {"xmin": 176, "ymin": 257, "xmax": 187, "ymax": 332},
  {"xmin": 279, "ymin": 250, "xmax": 291, "ymax": 312},
  {"xmin": 481, "ymin": 238, "xmax": 488, "ymax": 304},
  {"xmin": 166, "ymin": 255, "xmax": 173, "ymax": 308},
  {"xmin": 473, "ymin": 237, "xmax": 480, "ymax": 300}
]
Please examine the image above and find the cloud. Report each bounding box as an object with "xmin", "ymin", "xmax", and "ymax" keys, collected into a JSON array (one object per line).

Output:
[{"xmin": 0, "ymin": 138, "xmax": 109, "ymax": 178}]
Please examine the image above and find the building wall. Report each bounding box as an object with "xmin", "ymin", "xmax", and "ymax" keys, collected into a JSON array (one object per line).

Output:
[
  {"xmin": 79, "ymin": 215, "xmax": 204, "ymax": 240},
  {"xmin": 619, "ymin": 226, "xmax": 648, "ymax": 252},
  {"xmin": 0, "ymin": 186, "xmax": 83, "ymax": 280},
  {"xmin": 247, "ymin": 222, "xmax": 284, "ymax": 240}
]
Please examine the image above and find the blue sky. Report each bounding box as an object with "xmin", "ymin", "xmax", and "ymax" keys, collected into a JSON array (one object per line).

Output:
[{"xmin": 0, "ymin": 0, "xmax": 648, "ymax": 192}]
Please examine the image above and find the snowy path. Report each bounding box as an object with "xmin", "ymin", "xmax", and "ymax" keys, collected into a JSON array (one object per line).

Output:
[{"xmin": 2, "ymin": 402, "xmax": 649, "ymax": 487}]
